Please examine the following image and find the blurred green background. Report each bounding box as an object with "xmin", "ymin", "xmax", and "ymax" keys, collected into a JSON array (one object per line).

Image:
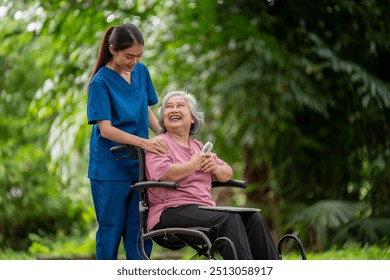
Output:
[{"xmin": 1, "ymin": 0, "xmax": 389, "ymax": 259}]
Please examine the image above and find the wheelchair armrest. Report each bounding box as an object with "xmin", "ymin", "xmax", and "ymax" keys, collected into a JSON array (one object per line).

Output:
[
  {"xmin": 110, "ymin": 144, "xmax": 139, "ymax": 160},
  {"xmin": 212, "ymin": 179, "xmax": 247, "ymax": 189},
  {"xmin": 132, "ymin": 181, "xmax": 179, "ymax": 190}
]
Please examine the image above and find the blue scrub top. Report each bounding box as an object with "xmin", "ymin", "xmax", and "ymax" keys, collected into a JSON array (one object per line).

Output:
[{"xmin": 87, "ymin": 63, "xmax": 158, "ymax": 181}]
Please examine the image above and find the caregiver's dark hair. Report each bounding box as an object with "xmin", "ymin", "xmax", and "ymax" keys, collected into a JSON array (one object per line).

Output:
[{"xmin": 88, "ymin": 23, "xmax": 144, "ymax": 85}]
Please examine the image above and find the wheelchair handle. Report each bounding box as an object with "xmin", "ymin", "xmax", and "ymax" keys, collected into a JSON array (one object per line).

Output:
[{"xmin": 110, "ymin": 144, "xmax": 129, "ymax": 153}]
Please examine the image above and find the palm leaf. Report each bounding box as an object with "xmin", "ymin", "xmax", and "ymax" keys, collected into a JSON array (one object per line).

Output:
[
  {"xmin": 293, "ymin": 200, "xmax": 363, "ymax": 232},
  {"xmin": 290, "ymin": 200, "xmax": 364, "ymax": 248},
  {"xmin": 332, "ymin": 217, "xmax": 390, "ymax": 245}
]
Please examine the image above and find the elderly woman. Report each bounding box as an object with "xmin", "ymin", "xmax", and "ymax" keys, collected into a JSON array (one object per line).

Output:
[{"xmin": 145, "ymin": 90, "xmax": 278, "ymax": 260}]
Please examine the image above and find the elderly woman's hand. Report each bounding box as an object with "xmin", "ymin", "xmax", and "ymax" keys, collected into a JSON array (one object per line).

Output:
[
  {"xmin": 189, "ymin": 153, "xmax": 206, "ymax": 171},
  {"xmin": 200, "ymin": 153, "xmax": 218, "ymax": 173}
]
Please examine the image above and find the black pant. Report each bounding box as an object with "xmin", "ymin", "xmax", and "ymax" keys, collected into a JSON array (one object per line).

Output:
[{"xmin": 153, "ymin": 204, "xmax": 279, "ymax": 260}]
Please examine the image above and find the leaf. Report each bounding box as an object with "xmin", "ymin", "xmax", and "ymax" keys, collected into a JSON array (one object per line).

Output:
[{"xmin": 293, "ymin": 200, "xmax": 363, "ymax": 232}]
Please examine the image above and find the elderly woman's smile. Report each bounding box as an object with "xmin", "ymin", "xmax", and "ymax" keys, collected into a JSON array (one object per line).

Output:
[{"xmin": 164, "ymin": 96, "xmax": 194, "ymax": 130}]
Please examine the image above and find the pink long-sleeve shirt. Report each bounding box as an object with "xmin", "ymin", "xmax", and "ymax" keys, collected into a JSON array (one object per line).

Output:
[{"xmin": 145, "ymin": 133, "xmax": 227, "ymax": 230}]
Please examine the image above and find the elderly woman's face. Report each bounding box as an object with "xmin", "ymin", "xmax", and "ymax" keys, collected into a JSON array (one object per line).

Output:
[{"xmin": 163, "ymin": 96, "xmax": 194, "ymax": 133}]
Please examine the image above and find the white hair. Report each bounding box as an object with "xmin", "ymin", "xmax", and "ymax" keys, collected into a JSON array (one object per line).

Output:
[{"xmin": 158, "ymin": 91, "xmax": 204, "ymax": 135}]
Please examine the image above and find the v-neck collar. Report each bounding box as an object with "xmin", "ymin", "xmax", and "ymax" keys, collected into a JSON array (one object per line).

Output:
[{"xmin": 104, "ymin": 66, "xmax": 134, "ymax": 86}]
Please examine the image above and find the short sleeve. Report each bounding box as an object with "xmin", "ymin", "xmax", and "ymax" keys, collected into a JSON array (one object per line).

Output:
[
  {"xmin": 87, "ymin": 80, "xmax": 111, "ymax": 124},
  {"xmin": 142, "ymin": 64, "xmax": 158, "ymax": 107},
  {"xmin": 145, "ymin": 151, "xmax": 173, "ymax": 181}
]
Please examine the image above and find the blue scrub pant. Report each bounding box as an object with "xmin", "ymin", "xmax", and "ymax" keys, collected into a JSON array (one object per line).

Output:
[{"xmin": 90, "ymin": 180, "xmax": 152, "ymax": 260}]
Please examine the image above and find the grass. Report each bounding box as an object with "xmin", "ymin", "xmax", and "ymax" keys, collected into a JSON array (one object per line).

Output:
[
  {"xmin": 1, "ymin": 236, "xmax": 389, "ymax": 260},
  {"xmin": 282, "ymin": 242, "xmax": 390, "ymax": 260}
]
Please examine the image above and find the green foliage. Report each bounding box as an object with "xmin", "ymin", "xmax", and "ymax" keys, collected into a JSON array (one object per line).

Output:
[
  {"xmin": 284, "ymin": 242, "xmax": 390, "ymax": 260},
  {"xmin": 28, "ymin": 232, "xmax": 95, "ymax": 259},
  {"xmin": 0, "ymin": 0, "xmax": 96, "ymax": 250},
  {"xmin": 0, "ymin": 248, "xmax": 34, "ymax": 260},
  {"xmin": 332, "ymin": 217, "xmax": 390, "ymax": 246},
  {"xmin": 291, "ymin": 200, "xmax": 365, "ymax": 247},
  {"xmin": 289, "ymin": 200, "xmax": 390, "ymax": 251}
]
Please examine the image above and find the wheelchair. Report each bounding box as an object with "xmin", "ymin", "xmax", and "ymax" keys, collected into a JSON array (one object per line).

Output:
[{"xmin": 111, "ymin": 144, "xmax": 307, "ymax": 260}]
